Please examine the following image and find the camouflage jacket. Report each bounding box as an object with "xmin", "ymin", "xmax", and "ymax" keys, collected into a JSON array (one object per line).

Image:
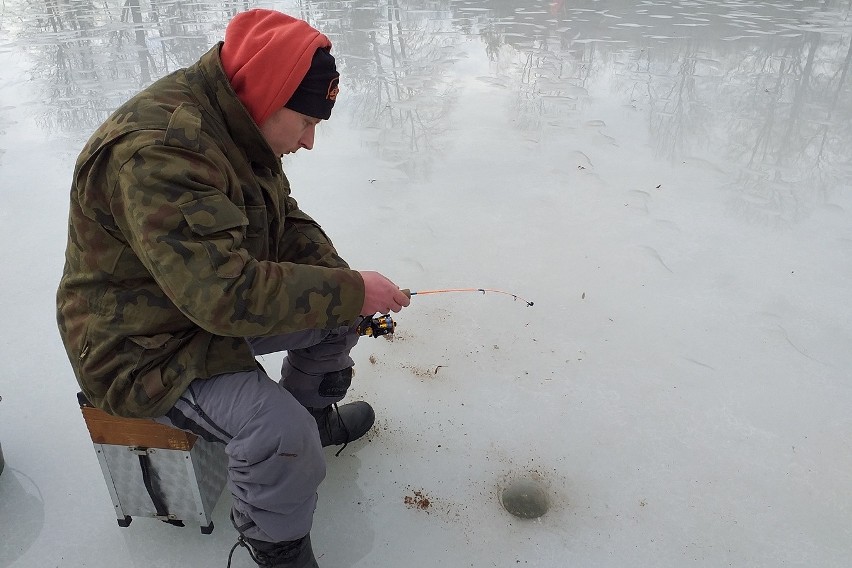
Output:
[{"xmin": 57, "ymin": 44, "xmax": 365, "ymax": 418}]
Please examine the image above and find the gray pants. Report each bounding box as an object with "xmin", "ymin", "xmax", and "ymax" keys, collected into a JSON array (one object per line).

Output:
[{"xmin": 155, "ymin": 325, "xmax": 359, "ymax": 543}]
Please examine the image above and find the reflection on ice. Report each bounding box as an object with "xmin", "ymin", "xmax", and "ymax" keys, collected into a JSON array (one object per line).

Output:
[
  {"xmin": 0, "ymin": 467, "xmax": 45, "ymax": 565},
  {"xmin": 5, "ymin": 1, "xmax": 849, "ymax": 206}
]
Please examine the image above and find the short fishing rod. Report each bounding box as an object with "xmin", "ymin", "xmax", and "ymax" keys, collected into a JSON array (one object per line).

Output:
[
  {"xmin": 402, "ymin": 288, "xmax": 533, "ymax": 306},
  {"xmin": 357, "ymin": 286, "xmax": 533, "ymax": 338}
]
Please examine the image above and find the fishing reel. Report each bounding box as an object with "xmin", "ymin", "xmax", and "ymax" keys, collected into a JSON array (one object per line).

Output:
[{"xmin": 357, "ymin": 314, "xmax": 397, "ymax": 338}]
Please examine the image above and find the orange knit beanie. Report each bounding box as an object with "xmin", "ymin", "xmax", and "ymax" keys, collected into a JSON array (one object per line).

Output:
[{"xmin": 221, "ymin": 9, "xmax": 335, "ymax": 126}]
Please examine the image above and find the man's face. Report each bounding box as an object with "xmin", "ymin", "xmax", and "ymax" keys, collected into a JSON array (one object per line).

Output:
[{"xmin": 259, "ymin": 107, "xmax": 320, "ymax": 156}]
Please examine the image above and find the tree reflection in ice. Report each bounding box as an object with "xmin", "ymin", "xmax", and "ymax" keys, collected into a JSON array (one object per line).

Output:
[{"xmin": 5, "ymin": 0, "xmax": 850, "ymax": 223}]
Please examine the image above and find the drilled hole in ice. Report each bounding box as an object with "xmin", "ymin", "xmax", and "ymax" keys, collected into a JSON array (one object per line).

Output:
[{"xmin": 500, "ymin": 478, "xmax": 549, "ymax": 519}]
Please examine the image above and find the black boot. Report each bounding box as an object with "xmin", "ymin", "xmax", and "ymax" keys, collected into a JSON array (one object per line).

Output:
[
  {"xmin": 310, "ymin": 401, "xmax": 375, "ymax": 453},
  {"xmin": 229, "ymin": 534, "xmax": 318, "ymax": 568}
]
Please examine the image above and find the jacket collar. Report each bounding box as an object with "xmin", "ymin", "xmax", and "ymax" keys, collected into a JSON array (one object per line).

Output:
[{"xmin": 188, "ymin": 43, "xmax": 282, "ymax": 172}]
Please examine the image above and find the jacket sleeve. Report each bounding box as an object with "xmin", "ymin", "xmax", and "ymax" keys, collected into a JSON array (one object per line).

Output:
[
  {"xmin": 109, "ymin": 143, "xmax": 364, "ymax": 336},
  {"xmin": 279, "ymin": 195, "xmax": 351, "ymax": 269}
]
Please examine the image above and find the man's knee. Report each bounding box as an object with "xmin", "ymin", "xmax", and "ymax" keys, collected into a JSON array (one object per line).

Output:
[
  {"xmin": 280, "ymin": 359, "xmax": 354, "ymax": 408},
  {"xmin": 316, "ymin": 366, "xmax": 352, "ymax": 398},
  {"xmin": 226, "ymin": 387, "xmax": 326, "ymax": 485}
]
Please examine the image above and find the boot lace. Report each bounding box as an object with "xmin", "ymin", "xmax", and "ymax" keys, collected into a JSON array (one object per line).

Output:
[
  {"xmin": 227, "ymin": 535, "xmax": 266, "ymax": 567},
  {"xmin": 324, "ymin": 403, "xmax": 350, "ymax": 456}
]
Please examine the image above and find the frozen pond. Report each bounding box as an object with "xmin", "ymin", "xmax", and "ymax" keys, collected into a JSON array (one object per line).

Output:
[{"xmin": 1, "ymin": 0, "xmax": 851, "ymax": 566}]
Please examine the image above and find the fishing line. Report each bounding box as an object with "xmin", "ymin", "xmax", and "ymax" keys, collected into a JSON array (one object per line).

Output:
[
  {"xmin": 360, "ymin": 288, "xmax": 533, "ymax": 339},
  {"xmin": 403, "ymin": 288, "xmax": 534, "ymax": 307}
]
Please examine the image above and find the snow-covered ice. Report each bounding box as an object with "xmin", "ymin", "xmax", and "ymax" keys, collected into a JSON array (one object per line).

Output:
[{"xmin": 1, "ymin": 1, "xmax": 851, "ymax": 566}]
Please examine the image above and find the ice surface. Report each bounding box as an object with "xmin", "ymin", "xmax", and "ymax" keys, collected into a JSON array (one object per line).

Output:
[{"xmin": 1, "ymin": 1, "xmax": 851, "ymax": 567}]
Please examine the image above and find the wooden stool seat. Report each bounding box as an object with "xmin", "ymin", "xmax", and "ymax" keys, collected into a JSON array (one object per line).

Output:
[{"xmin": 81, "ymin": 405, "xmax": 197, "ymax": 451}]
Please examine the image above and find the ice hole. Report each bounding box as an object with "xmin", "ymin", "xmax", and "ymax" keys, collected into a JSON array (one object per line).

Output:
[{"xmin": 500, "ymin": 478, "xmax": 549, "ymax": 519}]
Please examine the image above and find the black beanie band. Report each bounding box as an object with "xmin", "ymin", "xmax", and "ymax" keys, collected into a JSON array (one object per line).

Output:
[{"xmin": 284, "ymin": 48, "xmax": 339, "ymax": 120}]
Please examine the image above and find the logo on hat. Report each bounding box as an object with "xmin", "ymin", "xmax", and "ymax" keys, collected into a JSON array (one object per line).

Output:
[{"xmin": 326, "ymin": 77, "xmax": 339, "ymax": 101}]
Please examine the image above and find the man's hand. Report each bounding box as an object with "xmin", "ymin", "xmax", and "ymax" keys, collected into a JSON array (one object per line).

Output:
[{"xmin": 358, "ymin": 271, "xmax": 411, "ymax": 315}]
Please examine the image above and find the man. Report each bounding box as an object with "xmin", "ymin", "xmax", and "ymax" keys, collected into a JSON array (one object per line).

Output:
[{"xmin": 56, "ymin": 9, "xmax": 410, "ymax": 568}]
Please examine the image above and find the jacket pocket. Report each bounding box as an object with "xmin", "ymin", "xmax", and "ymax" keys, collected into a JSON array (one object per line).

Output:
[
  {"xmin": 179, "ymin": 194, "xmax": 251, "ymax": 278},
  {"xmin": 127, "ymin": 333, "xmax": 173, "ymax": 350},
  {"xmin": 126, "ymin": 333, "xmax": 184, "ymax": 408},
  {"xmin": 180, "ymin": 194, "xmax": 247, "ymax": 235},
  {"xmin": 286, "ymin": 208, "xmax": 334, "ymax": 245}
]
